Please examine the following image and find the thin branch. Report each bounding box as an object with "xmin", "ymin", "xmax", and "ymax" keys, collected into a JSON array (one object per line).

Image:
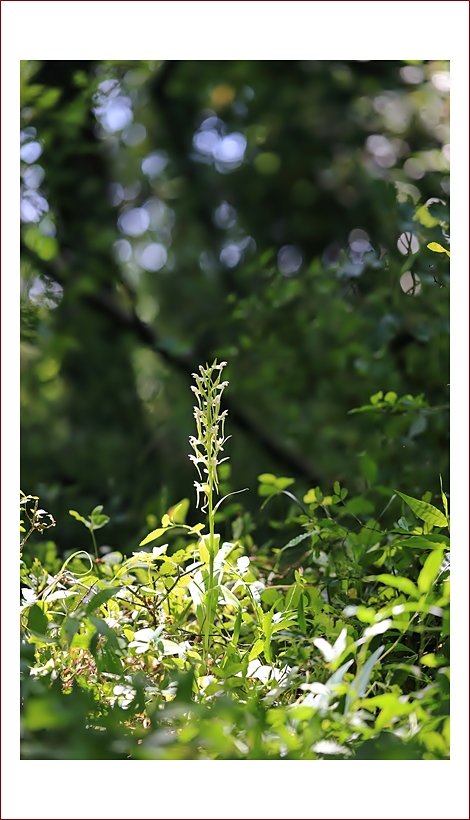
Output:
[{"xmin": 21, "ymin": 243, "xmax": 320, "ymax": 484}]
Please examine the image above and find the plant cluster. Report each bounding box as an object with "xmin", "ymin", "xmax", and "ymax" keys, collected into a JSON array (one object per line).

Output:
[{"xmin": 20, "ymin": 364, "xmax": 450, "ymax": 760}]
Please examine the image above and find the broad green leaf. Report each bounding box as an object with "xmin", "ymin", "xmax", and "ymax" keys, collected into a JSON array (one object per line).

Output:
[
  {"xmin": 27, "ymin": 604, "xmax": 48, "ymax": 634},
  {"xmin": 395, "ymin": 491, "xmax": 447, "ymax": 528},
  {"xmin": 418, "ymin": 548, "xmax": 444, "ymax": 594},
  {"xmin": 376, "ymin": 574, "xmax": 419, "ymax": 598},
  {"xmin": 427, "ymin": 241, "xmax": 450, "ymax": 257}
]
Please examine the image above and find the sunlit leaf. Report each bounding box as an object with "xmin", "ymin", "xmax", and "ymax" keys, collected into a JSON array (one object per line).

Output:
[{"xmin": 395, "ymin": 491, "xmax": 448, "ymax": 528}]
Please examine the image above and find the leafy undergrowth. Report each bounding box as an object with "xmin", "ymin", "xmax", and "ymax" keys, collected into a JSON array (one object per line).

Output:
[{"xmin": 20, "ymin": 366, "xmax": 450, "ymax": 760}]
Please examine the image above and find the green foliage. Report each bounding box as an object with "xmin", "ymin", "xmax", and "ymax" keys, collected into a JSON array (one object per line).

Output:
[
  {"xmin": 21, "ymin": 375, "xmax": 450, "ymax": 760},
  {"xmin": 20, "ymin": 58, "xmax": 450, "ymax": 762}
]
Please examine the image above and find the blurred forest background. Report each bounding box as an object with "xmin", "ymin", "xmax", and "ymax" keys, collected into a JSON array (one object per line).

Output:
[{"xmin": 20, "ymin": 59, "xmax": 450, "ymax": 555}]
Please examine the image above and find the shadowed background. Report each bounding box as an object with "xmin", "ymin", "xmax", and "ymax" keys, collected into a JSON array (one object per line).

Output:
[{"xmin": 20, "ymin": 59, "xmax": 450, "ymax": 554}]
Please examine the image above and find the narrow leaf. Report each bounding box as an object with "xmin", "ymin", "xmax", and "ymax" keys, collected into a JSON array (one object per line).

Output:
[
  {"xmin": 346, "ymin": 645, "xmax": 384, "ymax": 713},
  {"xmin": 139, "ymin": 527, "xmax": 167, "ymax": 547},
  {"xmin": 418, "ymin": 548, "xmax": 444, "ymax": 594},
  {"xmin": 376, "ymin": 574, "xmax": 419, "ymax": 598}
]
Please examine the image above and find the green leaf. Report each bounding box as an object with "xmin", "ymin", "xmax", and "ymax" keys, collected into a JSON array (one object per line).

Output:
[
  {"xmin": 395, "ymin": 491, "xmax": 448, "ymax": 528},
  {"xmin": 27, "ymin": 604, "xmax": 48, "ymax": 634},
  {"xmin": 280, "ymin": 530, "xmax": 313, "ymax": 553},
  {"xmin": 90, "ymin": 513, "xmax": 110, "ymax": 530},
  {"xmin": 376, "ymin": 574, "xmax": 419, "ymax": 598},
  {"xmin": 275, "ymin": 477, "xmax": 295, "ymax": 490},
  {"xmin": 439, "ymin": 475, "xmax": 449, "ymax": 521},
  {"xmin": 96, "ymin": 644, "xmax": 122, "ymax": 675},
  {"xmin": 399, "ymin": 534, "xmax": 449, "ymax": 550},
  {"xmin": 370, "ymin": 391, "xmax": 383, "ymax": 405},
  {"xmin": 231, "ymin": 608, "xmax": 242, "ymax": 646},
  {"xmin": 298, "ymin": 593, "xmax": 307, "ymax": 634},
  {"xmin": 346, "ymin": 645, "xmax": 384, "ymax": 712},
  {"xmin": 344, "ymin": 497, "xmax": 374, "ymax": 516},
  {"xmin": 219, "ymin": 584, "xmax": 241, "ymax": 609},
  {"xmin": 427, "ymin": 241, "xmax": 450, "ymax": 257},
  {"xmin": 68, "ymin": 509, "xmax": 88, "ymax": 527},
  {"xmin": 258, "ymin": 473, "xmax": 277, "ymax": 484},
  {"xmin": 248, "ymin": 639, "xmax": 264, "ymax": 661},
  {"xmin": 62, "ymin": 617, "xmax": 80, "ymax": 646},
  {"xmin": 139, "ymin": 527, "xmax": 168, "ymax": 547},
  {"xmin": 360, "ymin": 454, "xmax": 378, "ymax": 485},
  {"xmin": 258, "ymin": 473, "xmax": 294, "ymax": 491},
  {"xmin": 414, "ymin": 205, "xmax": 439, "ymax": 228},
  {"xmin": 258, "ymin": 484, "xmax": 277, "ymax": 497},
  {"xmin": 168, "ymin": 498, "xmax": 189, "ymax": 524},
  {"xmin": 85, "ymin": 586, "xmax": 122, "ymax": 614},
  {"xmin": 418, "ymin": 549, "xmax": 444, "ymax": 594}
]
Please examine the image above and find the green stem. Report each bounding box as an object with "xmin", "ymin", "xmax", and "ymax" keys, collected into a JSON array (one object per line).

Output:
[
  {"xmin": 90, "ymin": 527, "xmax": 99, "ymax": 560},
  {"xmin": 204, "ymin": 479, "xmax": 215, "ymax": 670}
]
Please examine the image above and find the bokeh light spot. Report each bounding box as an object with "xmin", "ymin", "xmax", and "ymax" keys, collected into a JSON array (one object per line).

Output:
[
  {"xmin": 278, "ymin": 245, "xmax": 302, "ymax": 277},
  {"xmin": 20, "ymin": 141, "xmax": 42, "ymax": 163},
  {"xmin": 220, "ymin": 244, "xmax": 241, "ymax": 268},
  {"xmin": 400, "ymin": 271, "xmax": 421, "ymax": 296},
  {"xmin": 136, "ymin": 242, "xmax": 168, "ymax": 271},
  {"xmin": 118, "ymin": 208, "xmax": 150, "ymax": 237},
  {"xmin": 397, "ymin": 232, "xmax": 420, "ymax": 255}
]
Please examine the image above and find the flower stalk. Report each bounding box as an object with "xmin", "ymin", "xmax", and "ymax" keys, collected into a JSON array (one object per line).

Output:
[{"xmin": 189, "ymin": 361, "xmax": 230, "ymax": 665}]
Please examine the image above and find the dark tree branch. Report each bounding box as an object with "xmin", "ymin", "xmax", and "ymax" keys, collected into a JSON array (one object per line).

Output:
[{"xmin": 21, "ymin": 242, "xmax": 320, "ymax": 484}]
